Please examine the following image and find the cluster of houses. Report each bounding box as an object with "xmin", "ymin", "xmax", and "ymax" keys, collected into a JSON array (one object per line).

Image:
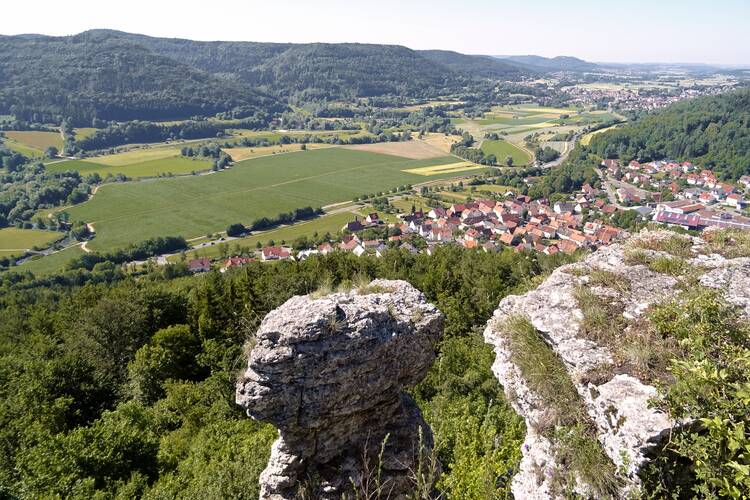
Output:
[
  {"xmin": 560, "ymin": 85, "xmax": 731, "ymax": 112},
  {"xmin": 383, "ymin": 197, "xmax": 624, "ymax": 255},
  {"xmin": 185, "ymin": 196, "xmax": 627, "ymax": 272},
  {"xmin": 604, "ymin": 159, "xmax": 747, "ymax": 208},
  {"xmin": 602, "ymin": 159, "xmax": 750, "ymax": 231}
]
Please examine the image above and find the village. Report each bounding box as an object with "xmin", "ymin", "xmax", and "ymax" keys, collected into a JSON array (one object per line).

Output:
[
  {"xmin": 186, "ymin": 156, "xmax": 750, "ymax": 274},
  {"xmin": 186, "ymin": 186, "xmax": 626, "ymax": 273},
  {"xmin": 601, "ymin": 158, "xmax": 750, "ymax": 231}
]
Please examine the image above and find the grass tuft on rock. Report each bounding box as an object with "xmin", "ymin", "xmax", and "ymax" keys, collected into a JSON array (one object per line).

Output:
[
  {"xmin": 502, "ymin": 316, "xmax": 620, "ymax": 497},
  {"xmin": 702, "ymin": 228, "xmax": 750, "ymax": 258},
  {"xmin": 632, "ymin": 235, "xmax": 694, "ymax": 259}
]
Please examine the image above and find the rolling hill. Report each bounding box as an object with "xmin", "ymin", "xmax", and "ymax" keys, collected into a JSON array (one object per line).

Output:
[
  {"xmin": 0, "ymin": 33, "xmax": 281, "ymax": 125},
  {"xmin": 0, "ymin": 29, "xmax": 596, "ymax": 124},
  {"xmin": 418, "ymin": 50, "xmax": 530, "ymax": 79},
  {"xmin": 496, "ymin": 54, "xmax": 599, "ymax": 72}
]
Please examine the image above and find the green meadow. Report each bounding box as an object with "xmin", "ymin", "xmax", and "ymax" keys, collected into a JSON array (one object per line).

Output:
[
  {"xmin": 66, "ymin": 148, "xmax": 478, "ymax": 251},
  {"xmin": 46, "ymin": 156, "xmax": 212, "ymax": 178},
  {"xmin": 14, "ymin": 244, "xmax": 86, "ymax": 276},
  {"xmin": 0, "ymin": 228, "xmax": 63, "ymax": 256},
  {"xmin": 480, "ymin": 140, "xmax": 532, "ymax": 166}
]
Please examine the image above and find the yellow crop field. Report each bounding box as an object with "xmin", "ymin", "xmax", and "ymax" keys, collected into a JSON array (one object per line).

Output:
[
  {"xmin": 580, "ymin": 125, "xmax": 619, "ymax": 145},
  {"xmin": 74, "ymin": 128, "xmax": 99, "ymax": 140},
  {"xmin": 82, "ymin": 147, "xmax": 183, "ymax": 166},
  {"xmin": 402, "ymin": 161, "xmax": 485, "ymax": 176}
]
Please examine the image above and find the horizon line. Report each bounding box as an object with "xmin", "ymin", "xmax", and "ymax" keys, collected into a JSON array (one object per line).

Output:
[{"xmin": 2, "ymin": 28, "xmax": 750, "ymax": 68}]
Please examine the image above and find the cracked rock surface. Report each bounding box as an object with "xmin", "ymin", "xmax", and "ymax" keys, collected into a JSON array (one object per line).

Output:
[
  {"xmin": 236, "ymin": 279, "xmax": 443, "ymax": 499},
  {"xmin": 484, "ymin": 230, "xmax": 750, "ymax": 498}
]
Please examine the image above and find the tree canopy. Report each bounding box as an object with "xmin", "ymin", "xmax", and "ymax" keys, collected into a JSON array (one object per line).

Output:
[{"xmin": 589, "ymin": 89, "xmax": 750, "ymax": 180}]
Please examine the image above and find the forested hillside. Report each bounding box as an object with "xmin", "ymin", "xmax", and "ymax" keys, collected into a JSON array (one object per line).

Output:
[
  {"xmin": 589, "ymin": 89, "xmax": 750, "ymax": 180},
  {"xmin": 0, "ymin": 34, "xmax": 280, "ymax": 125},
  {"xmin": 0, "ymin": 30, "xmax": 541, "ymax": 124},
  {"xmin": 498, "ymin": 55, "xmax": 599, "ymax": 72},
  {"xmin": 418, "ymin": 50, "xmax": 530, "ymax": 79},
  {"xmin": 0, "ymin": 247, "xmax": 574, "ymax": 499}
]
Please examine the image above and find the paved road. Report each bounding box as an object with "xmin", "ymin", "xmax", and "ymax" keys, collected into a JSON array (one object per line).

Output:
[
  {"xmin": 540, "ymin": 138, "xmax": 576, "ymax": 169},
  {"xmin": 594, "ymin": 167, "xmax": 649, "ymax": 210}
]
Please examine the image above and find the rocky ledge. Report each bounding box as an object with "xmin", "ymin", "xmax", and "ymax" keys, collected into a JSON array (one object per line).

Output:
[
  {"xmin": 236, "ymin": 279, "xmax": 444, "ymax": 499},
  {"xmin": 483, "ymin": 230, "xmax": 750, "ymax": 498}
]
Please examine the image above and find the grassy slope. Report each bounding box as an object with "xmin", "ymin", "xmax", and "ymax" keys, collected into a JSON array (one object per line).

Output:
[
  {"xmin": 480, "ymin": 140, "xmax": 532, "ymax": 166},
  {"xmin": 66, "ymin": 148, "xmax": 468, "ymax": 251},
  {"xmin": 4, "ymin": 131, "xmax": 63, "ymax": 156},
  {"xmin": 14, "ymin": 244, "xmax": 85, "ymax": 276},
  {"xmin": 47, "ymin": 156, "xmax": 212, "ymax": 178},
  {"xmin": 0, "ymin": 228, "xmax": 62, "ymax": 255}
]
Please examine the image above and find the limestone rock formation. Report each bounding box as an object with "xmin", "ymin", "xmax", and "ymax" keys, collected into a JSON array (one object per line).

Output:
[
  {"xmin": 236, "ymin": 279, "xmax": 443, "ymax": 499},
  {"xmin": 483, "ymin": 230, "xmax": 750, "ymax": 498}
]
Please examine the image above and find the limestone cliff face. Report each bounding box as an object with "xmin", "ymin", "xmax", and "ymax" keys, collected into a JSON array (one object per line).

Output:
[
  {"xmin": 483, "ymin": 230, "xmax": 750, "ymax": 498},
  {"xmin": 236, "ymin": 279, "xmax": 444, "ymax": 500}
]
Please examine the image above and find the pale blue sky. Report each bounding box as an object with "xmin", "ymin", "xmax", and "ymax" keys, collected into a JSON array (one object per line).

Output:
[{"xmin": 5, "ymin": 0, "xmax": 750, "ymax": 64}]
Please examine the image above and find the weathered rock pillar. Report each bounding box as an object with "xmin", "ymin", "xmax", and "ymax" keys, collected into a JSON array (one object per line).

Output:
[{"xmin": 236, "ymin": 279, "xmax": 443, "ymax": 499}]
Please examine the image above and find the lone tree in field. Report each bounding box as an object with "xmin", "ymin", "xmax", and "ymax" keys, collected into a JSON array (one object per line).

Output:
[
  {"xmin": 505, "ymin": 155, "xmax": 514, "ymax": 167},
  {"xmin": 226, "ymin": 223, "xmax": 246, "ymax": 237}
]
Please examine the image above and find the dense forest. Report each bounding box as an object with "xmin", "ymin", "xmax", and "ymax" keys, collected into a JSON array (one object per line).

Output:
[
  {"xmin": 0, "ymin": 30, "xmax": 556, "ymax": 124},
  {"xmin": 99, "ymin": 31, "xmax": 536, "ymax": 99},
  {"xmin": 0, "ymin": 160, "xmax": 94, "ymax": 229},
  {"xmin": 418, "ymin": 50, "xmax": 528, "ymax": 79},
  {"xmin": 589, "ymin": 89, "xmax": 750, "ymax": 180},
  {"xmin": 0, "ymin": 34, "xmax": 281, "ymax": 125},
  {"xmin": 0, "ymin": 246, "xmax": 575, "ymax": 499}
]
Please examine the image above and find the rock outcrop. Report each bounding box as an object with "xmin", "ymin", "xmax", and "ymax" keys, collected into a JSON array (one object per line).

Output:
[
  {"xmin": 236, "ymin": 279, "xmax": 444, "ymax": 499},
  {"xmin": 483, "ymin": 230, "xmax": 750, "ymax": 498}
]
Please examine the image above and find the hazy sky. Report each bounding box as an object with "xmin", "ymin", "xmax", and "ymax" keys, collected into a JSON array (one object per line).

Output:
[{"xmin": 4, "ymin": 0, "xmax": 749, "ymax": 64}]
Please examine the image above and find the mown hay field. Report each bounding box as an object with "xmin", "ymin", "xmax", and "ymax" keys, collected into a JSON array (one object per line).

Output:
[
  {"xmin": 4, "ymin": 130, "xmax": 63, "ymax": 154},
  {"xmin": 65, "ymin": 148, "xmax": 478, "ymax": 251},
  {"xmin": 342, "ymin": 140, "xmax": 445, "ymax": 159},
  {"xmin": 421, "ymin": 133, "xmax": 460, "ymax": 153}
]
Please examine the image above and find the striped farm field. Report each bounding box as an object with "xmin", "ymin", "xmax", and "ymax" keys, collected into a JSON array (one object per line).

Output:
[
  {"xmin": 85, "ymin": 147, "xmax": 184, "ymax": 166},
  {"xmin": 342, "ymin": 140, "xmax": 446, "ymax": 160},
  {"xmin": 403, "ymin": 161, "xmax": 485, "ymax": 176},
  {"xmin": 64, "ymin": 148, "xmax": 479, "ymax": 251}
]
